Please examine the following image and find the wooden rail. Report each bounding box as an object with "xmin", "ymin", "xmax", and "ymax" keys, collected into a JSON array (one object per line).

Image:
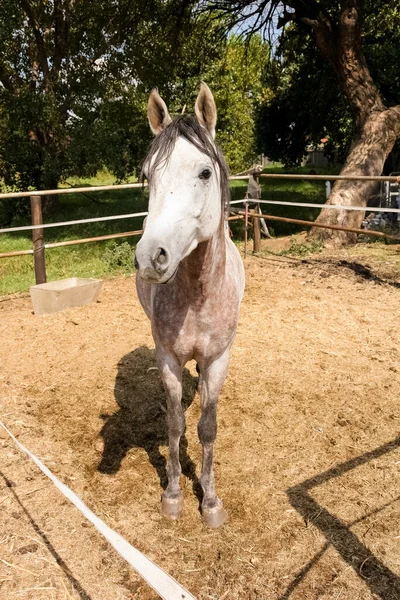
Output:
[
  {"xmin": 259, "ymin": 174, "xmax": 400, "ymax": 182},
  {"xmin": 1, "ymin": 174, "xmax": 399, "ymax": 283},
  {"xmin": 232, "ymin": 208, "xmax": 400, "ymax": 250}
]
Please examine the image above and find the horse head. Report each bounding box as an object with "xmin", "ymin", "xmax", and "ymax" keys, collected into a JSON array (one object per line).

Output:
[{"xmin": 134, "ymin": 83, "xmax": 228, "ymax": 284}]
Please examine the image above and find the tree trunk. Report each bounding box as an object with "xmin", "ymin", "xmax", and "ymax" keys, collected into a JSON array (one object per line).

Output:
[
  {"xmin": 298, "ymin": 0, "xmax": 400, "ymax": 246},
  {"xmin": 309, "ymin": 106, "xmax": 400, "ymax": 246},
  {"xmin": 41, "ymin": 172, "xmax": 61, "ymax": 215}
]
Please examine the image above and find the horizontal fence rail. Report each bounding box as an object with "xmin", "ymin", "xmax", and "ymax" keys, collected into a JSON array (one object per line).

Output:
[
  {"xmin": 5, "ymin": 199, "xmax": 400, "ymax": 236},
  {"xmin": 1, "ymin": 174, "xmax": 399, "ymax": 285},
  {"xmin": 1, "ymin": 173, "xmax": 398, "ymax": 201},
  {"xmin": 0, "ymin": 175, "xmax": 251, "ymax": 200},
  {"xmin": 0, "ymin": 216, "xmax": 244, "ymax": 260},
  {"xmin": 0, "ymin": 182, "xmax": 146, "ymax": 200},
  {"xmin": 0, "ymin": 211, "xmax": 149, "ymax": 234},
  {"xmin": 3, "ymin": 196, "xmax": 400, "ymax": 235},
  {"xmin": 259, "ymin": 174, "xmax": 400, "ymax": 181},
  {"xmin": 231, "ymin": 208, "xmax": 400, "ymax": 243},
  {"xmin": 229, "ymin": 199, "xmax": 400, "ymax": 213}
]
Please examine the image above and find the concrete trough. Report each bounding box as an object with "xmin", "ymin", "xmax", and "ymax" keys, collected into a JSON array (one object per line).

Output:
[{"xmin": 30, "ymin": 277, "xmax": 102, "ymax": 315}]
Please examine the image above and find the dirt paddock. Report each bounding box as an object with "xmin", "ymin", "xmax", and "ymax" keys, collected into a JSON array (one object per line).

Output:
[{"xmin": 1, "ymin": 243, "xmax": 399, "ymax": 600}]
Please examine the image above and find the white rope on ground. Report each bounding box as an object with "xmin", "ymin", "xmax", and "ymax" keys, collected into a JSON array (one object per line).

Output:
[
  {"xmin": 229, "ymin": 199, "xmax": 400, "ymax": 213},
  {"xmin": 0, "ymin": 421, "xmax": 197, "ymax": 600},
  {"xmin": 0, "ymin": 211, "xmax": 149, "ymax": 234}
]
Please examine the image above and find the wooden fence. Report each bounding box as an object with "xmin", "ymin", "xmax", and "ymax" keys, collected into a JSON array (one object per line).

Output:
[{"xmin": 1, "ymin": 174, "xmax": 400, "ymax": 284}]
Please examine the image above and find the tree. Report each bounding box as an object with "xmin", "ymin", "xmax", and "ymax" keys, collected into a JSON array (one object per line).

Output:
[
  {"xmin": 0, "ymin": 0, "xmax": 268, "ymax": 227},
  {"xmin": 208, "ymin": 35, "xmax": 270, "ymax": 174},
  {"xmin": 168, "ymin": 34, "xmax": 271, "ymax": 173},
  {"xmin": 0, "ymin": 0, "xmax": 206, "ymax": 202},
  {"xmin": 255, "ymin": 29, "xmax": 354, "ymax": 167},
  {"xmin": 200, "ymin": 1, "xmax": 400, "ymax": 246}
]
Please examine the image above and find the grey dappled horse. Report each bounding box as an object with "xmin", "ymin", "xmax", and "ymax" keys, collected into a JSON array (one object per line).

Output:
[{"xmin": 134, "ymin": 83, "xmax": 245, "ymax": 527}]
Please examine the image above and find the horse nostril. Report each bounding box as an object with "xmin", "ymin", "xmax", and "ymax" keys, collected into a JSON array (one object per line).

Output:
[
  {"xmin": 134, "ymin": 255, "xmax": 139, "ymax": 270},
  {"xmin": 154, "ymin": 247, "xmax": 168, "ymax": 267}
]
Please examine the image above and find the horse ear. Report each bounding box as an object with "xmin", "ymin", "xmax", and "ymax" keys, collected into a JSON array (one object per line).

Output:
[
  {"xmin": 195, "ymin": 82, "xmax": 217, "ymax": 139},
  {"xmin": 148, "ymin": 88, "xmax": 172, "ymax": 135}
]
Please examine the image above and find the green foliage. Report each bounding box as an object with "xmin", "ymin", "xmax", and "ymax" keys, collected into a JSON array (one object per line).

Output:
[
  {"xmin": 102, "ymin": 241, "xmax": 134, "ymax": 273},
  {"xmin": 153, "ymin": 33, "xmax": 271, "ymax": 174},
  {"xmin": 256, "ymin": 28, "xmax": 353, "ymax": 166},
  {"xmin": 0, "ymin": 1, "xmax": 269, "ymax": 206},
  {"xmin": 0, "ymin": 1, "xmax": 217, "ymax": 196},
  {"xmin": 252, "ymin": 1, "xmax": 400, "ymax": 168},
  {"xmin": 281, "ymin": 238, "xmax": 323, "ymax": 257},
  {"xmin": 204, "ymin": 35, "xmax": 270, "ymax": 173}
]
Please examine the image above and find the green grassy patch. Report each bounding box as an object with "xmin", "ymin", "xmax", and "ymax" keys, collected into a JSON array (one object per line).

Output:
[{"xmin": 0, "ymin": 177, "xmax": 147, "ymax": 294}]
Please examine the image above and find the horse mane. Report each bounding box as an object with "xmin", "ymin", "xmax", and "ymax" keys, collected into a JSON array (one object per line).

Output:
[{"xmin": 142, "ymin": 114, "xmax": 230, "ymax": 217}]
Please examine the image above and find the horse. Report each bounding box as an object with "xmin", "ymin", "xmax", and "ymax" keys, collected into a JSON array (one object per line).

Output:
[{"xmin": 134, "ymin": 83, "xmax": 245, "ymax": 527}]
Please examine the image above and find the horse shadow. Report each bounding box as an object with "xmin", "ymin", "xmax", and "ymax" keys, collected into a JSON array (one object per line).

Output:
[{"xmin": 97, "ymin": 346, "xmax": 202, "ymax": 500}]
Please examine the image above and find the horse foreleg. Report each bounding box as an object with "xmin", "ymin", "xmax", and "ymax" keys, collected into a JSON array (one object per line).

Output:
[
  {"xmin": 198, "ymin": 347, "xmax": 230, "ymax": 528},
  {"xmin": 156, "ymin": 349, "xmax": 185, "ymax": 520}
]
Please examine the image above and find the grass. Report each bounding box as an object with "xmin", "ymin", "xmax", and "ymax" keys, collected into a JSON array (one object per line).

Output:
[
  {"xmin": 0, "ymin": 172, "xmax": 148, "ymax": 294},
  {"xmin": 0, "ymin": 165, "xmax": 339, "ymax": 295}
]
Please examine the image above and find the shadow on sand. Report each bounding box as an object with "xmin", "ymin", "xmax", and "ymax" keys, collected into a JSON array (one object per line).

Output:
[
  {"xmin": 1, "ymin": 471, "xmax": 92, "ymax": 600},
  {"xmin": 97, "ymin": 346, "xmax": 202, "ymax": 500},
  {"xmin": 279, "ymin": 437, "xmax": 400, "ymax": 600}
]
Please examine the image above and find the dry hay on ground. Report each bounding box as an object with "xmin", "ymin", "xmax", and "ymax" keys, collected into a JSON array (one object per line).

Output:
[{"xmin": 0, "ymin": 242, "xmax": 399, "ymax": 600}]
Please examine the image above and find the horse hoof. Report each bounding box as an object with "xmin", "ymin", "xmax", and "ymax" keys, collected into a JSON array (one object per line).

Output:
[
  {"xmin": 161, "ymin": 494, "xmax": 183, "ymax": 520},
  {"xmin": 201, "ymin": 503, "xmax": 228, "ymax": 528}
]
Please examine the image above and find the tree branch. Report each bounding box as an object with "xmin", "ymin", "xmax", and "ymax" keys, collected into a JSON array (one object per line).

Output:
[
  {"xmin": 335, "ymin": 0, "xmax": 385, "ymax": 123},
  {"xmin": 20, "ymin": 0, "xmax": 50, "ymax": 83},
  {"xmin": 277, "ymin": 9, "xmax": 296, "ymax": 29},
  {"xmin": 53, "ymin": 0, "xmax": 68, "ymax": 76},
  {"xmin": 0, "ymin": 63, "xmax": 15, "ymax": 92}
]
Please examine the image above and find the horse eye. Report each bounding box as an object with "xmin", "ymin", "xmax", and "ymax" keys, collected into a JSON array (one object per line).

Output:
[{"xmin": 199, "ymin": 168, "xmax": 212, "ymax": 180}]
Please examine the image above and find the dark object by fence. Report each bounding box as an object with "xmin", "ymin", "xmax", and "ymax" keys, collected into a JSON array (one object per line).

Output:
[{"xmin": 30, "ymin": 195, "xmax": 46, "ymax": 285}]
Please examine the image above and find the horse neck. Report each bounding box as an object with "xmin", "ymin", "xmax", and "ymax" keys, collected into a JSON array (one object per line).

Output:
[{"xmin": 180, "ymin": 217, "xmax": 226, "ymax": 289}]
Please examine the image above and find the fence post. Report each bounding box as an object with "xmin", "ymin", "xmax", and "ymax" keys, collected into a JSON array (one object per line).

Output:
[
  {"xmin": 252, "ymin": 173, "xmax": 261, "ymax": 253},
  {"xmin": 252, "ymin": 204, "xmax": 261, "ymax": 253},
  {"xmin": 30, "ymin": 195, "xmax": 46, "ymax": 284},
  {"xmin": 244, "ymin": 193, "xmax": 249, "ymax": 258}
]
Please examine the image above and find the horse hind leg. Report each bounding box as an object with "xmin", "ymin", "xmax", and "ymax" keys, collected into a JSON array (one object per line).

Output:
[
  {"xmin": 156, "ymin": 349, "xmax": 185, "ymax": 520},
  {"xmin": 197, "ymin": 347, "xmax": 230, "ymax": 528}
]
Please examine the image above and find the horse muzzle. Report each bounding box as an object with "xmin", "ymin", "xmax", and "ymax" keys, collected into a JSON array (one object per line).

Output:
[{"xmin": 135, "ymin": 242, "xmax": 176, "ymax": 284}]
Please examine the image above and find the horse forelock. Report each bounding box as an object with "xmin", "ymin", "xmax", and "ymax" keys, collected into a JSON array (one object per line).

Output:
[{"xmin": 141, "ymin": 114, "xmax": 230, "ymax": 216}]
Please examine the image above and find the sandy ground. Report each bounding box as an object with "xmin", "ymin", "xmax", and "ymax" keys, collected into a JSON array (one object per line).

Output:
[{"xmin": 0, "ymin": 242, "xmax": 399, "ymax": 600}]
